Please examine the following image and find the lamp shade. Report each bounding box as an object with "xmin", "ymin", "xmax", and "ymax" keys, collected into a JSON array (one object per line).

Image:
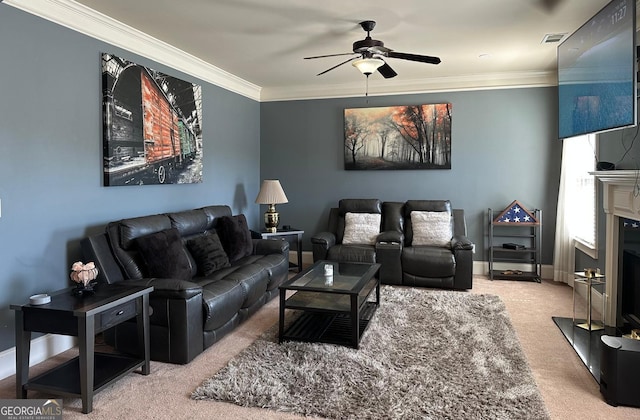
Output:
[
  {"xmin": 255, "ymin": 180, "xmax": 288, "ymax": 205},
  {"xmin": 352, "ymin": 57, "xmax": 384, "ymax": 75}
]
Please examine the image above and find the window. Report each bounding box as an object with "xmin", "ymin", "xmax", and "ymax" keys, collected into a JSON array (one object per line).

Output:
[{"xmin": 563, "ymin": 134, "xmax": 597, "ymax": 256}]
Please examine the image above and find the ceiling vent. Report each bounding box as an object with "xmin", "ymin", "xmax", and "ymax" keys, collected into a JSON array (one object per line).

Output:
[{"xmin": 541, "ymin": 33, "xmax": 566, "ymax": 44}]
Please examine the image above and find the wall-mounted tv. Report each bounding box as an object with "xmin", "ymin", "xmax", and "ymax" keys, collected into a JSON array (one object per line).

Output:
[{"xmin": 558, "ymin": 0, "xmax": 637, "ymax": 139}]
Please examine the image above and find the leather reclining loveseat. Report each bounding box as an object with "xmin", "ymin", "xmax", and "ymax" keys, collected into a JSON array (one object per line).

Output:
[
  {"xmin": 81, "ymin": 205, "xmax": 289, "ymax": 364},
  {"xmin": 311, "ymin": 199, "xmax": 473, "ymax": 290}
]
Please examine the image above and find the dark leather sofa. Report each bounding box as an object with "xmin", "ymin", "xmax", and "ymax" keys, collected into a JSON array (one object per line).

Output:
[
  {"xmin": 311, "ymin": 199, "xmax": 473, "ymax": 290},
  {"xmin": 81, "ymin": 205, "xmax": 289, "ymax": 364}
]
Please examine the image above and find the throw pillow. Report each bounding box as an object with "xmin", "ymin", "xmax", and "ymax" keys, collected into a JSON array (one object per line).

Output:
[
  {"xmin": 411, "ymin": 211, "xmax": 452, "ymax": 248},
  {"xmin": 217, "ymin": 214, "xmax": 253, "ymax": 262},
  {"xmin": 186, "ymin": 233, "xmax": 231, "ymax": 276},
  {"xmin": 135, "ymin": 228, "xmax": 193, "ymax": 280},
  {"xmin": 342, "ymin": 212, "xmax": 381, "ymax": 245}
]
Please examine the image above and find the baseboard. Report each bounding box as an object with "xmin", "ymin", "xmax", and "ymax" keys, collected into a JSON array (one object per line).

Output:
[
  {"xmin": 0, "ymin": 334, "xmax": 76, "ymax": 381},
  {"xmin": 300, "ymin": 253, "xmax": 553, "ymax": 280}
]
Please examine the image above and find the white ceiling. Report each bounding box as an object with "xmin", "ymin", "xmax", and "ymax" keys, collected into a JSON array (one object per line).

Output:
[{"xmin": 6, "ymin": 0, "xmax": 619, "ymax": 100}]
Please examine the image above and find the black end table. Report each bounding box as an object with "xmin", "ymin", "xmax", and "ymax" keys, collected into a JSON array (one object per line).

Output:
[
  {"xmin": 252, "ymin": 228, "xmax": 304, "ymax": 272},
  {"xmin": 11, "ymin": 283, "xmax": 153, "ymax": 414}
]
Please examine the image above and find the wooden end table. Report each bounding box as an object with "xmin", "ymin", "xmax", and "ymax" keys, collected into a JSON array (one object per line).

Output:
[{"xmin": 11, "ymin": 283, "xmax": 153, "ymax": 414}]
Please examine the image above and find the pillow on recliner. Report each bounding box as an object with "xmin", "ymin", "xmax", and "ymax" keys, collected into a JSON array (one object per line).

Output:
[
  {"xmin": 411, "ymin": 211, "xmax": 452, "ymax": 248},
  {"xmin": 217, "ymin": 214, "xmax": 253, "ymax": 262},
  {"xmin": 135, "ymin": 228, "xmax": 193, "ymax": 280},
  {"xmin": 342, "ymin": 212, "xmax": 381, "ymax": 245},
  {"xmin": 186, "ymin": 232, "xmax": 231, "ymax": 276}
]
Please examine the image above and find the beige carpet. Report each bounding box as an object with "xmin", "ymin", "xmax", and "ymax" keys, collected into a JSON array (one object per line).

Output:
[{"xmin": 1, "ymin": 275, "xmax": 639, "ymax": 420}]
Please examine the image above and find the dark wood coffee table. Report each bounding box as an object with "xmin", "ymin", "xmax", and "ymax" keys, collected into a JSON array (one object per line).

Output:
[
  {"xmin": 279, "ymin": 260, "xmax": 380, "ymax": 349},
  {"xmin": 11, "ymin": 283, "xmax": 153, "ymax": 414}
]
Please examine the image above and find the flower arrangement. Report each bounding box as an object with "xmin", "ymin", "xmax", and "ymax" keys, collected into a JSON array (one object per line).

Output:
[{"xmin": 70, "ymin": 261, "xmax": 98, "ymax": 296}]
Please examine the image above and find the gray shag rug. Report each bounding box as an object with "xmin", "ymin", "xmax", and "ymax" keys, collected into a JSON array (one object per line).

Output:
[{"xmin": 192, "ymin": 286, "xmax": 550, "ymax": 420}]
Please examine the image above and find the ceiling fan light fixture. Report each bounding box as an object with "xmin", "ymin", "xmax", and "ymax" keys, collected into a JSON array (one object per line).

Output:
[{"xmin": 352, "ymin": 57, "xmax": 384, "ymax": 75}]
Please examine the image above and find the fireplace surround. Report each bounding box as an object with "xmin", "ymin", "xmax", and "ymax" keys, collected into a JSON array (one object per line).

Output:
[{"xmin": 592, "ymin": 170, "xmax": 640, "ymax": 327}]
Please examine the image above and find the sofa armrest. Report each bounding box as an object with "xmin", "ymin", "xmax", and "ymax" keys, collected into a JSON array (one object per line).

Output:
[
  {"xmin": 311, "ymin": 232, "xmax": 335, "ymax": 262},
  {"xmin": 453, "ymin": 247, "xmax": 473, "ymax": 290},
  {"xmin": 375, "ymin": 241, "xmax": 403, "ymax": 285},
  {"xmin": 106, "ymin": 278, "xmax": 204, "ymax": 364},
  {"xmin": 124, "ymin": 278, "xmax": 202, "ymax": 300},
  {"xmin": 253, "ymin": 238, "xmax": 289, "ymax": 258},
  {"xmin": 451, "ymin": 234, "xmax": 474, "ymax": 251},
  {"xmin": 311, "ymin": 231, "xmax": 335, "ymax": 246},
  {"xmin": 377, "ymin": 231, "xmax": 404, "ymax": 244},
  {"xmin": 81, "ymin": 234, "xmax": 126, "ymax": 284}
]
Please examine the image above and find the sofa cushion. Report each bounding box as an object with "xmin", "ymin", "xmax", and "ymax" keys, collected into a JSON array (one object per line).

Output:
[
  {"xmin": 217, "ymin": 214, "xmax": 253, "ymax": 262},
  {"xmin": 402, "ymin": 246, "xmax": 456, "ymax": 278},
  {"xmin": 135, "ymin": 228, "xmax": 193, "ymax": 281},
  {"xmin": 222, "ymin": 263, "xmax": 269, "ymax": 309},
  {"xmin": 342, "ymin": 212, "xmax": 381, "ymax": 245},
  {"xmin": 248, "ymin": 253, "xmax": 291, "ymax": 291},
  {"xmin": 338, "ymin": 199, "xmax": 382, "ymax": 215},
  {"xmin": 186, "ymin": 233, "xmax": 230, "ymax": 276},
  {"xmin": 168, "ymin": 209, "xmax": 210, "ymax": 237},
  {"xmin": 327, "ymin": 244, "xmax": 376, "ymax": 263},
  {"xmin": 410, "ymin": 211, "xmax": 452, "ymax": 248},
  {"xmin": 197, "ymin": 279, "xmax": 246, "ymax": 331}
]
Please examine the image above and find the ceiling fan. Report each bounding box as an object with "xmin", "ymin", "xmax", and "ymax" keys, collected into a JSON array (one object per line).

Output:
[{"xmin": 304, "ymin": 20, "xmax": 441, "ymax": 79}]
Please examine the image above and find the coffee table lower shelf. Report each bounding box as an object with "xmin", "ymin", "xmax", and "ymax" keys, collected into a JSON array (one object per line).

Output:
[{"xmin": 280, "ymin": 301, "xmax": 377, "ymax": 347}]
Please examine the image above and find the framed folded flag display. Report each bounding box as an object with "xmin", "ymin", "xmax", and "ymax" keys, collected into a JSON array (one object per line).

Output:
[{"xmin": 493, "ymin": 200, "xmax": 539, "ymax": 225}]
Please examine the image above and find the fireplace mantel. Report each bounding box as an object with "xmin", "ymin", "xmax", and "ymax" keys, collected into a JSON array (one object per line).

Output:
[{"xmin": 592, "ymin": 170, "xmax": 640, "ymax": 325}]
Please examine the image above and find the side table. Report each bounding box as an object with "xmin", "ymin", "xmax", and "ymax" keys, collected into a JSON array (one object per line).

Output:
[
  {"xmin": 252, "ymin": 228, "xmax": 304, "ymax": 272},
  {"xmin": 573, "ymin": 271, "xmax": 605, "ymax": 331},
  {"xmin": 11, "ymin": 283, "xmax": 153, "ymax": 414}
]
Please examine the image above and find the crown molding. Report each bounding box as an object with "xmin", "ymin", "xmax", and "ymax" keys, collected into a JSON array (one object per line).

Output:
[
  {"xmin": 3, "ymin": 0, "xmax": 262, "ymax": 101},
  {"xmin": 4, "ymin": 0, "xmax": 557, "ymax": 103},
  {"xmin": 261, "ymin": 70, "xmax": 557, "ymax": 102}
]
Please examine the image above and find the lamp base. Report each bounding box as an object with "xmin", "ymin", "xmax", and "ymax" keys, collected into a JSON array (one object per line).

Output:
[{"xmin": 264, "ymin": 205, "xmax": 279, "ymax": 233}]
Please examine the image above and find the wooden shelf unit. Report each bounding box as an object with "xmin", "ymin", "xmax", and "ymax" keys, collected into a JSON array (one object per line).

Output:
[{"xmin": 488, "ymin": 207, "xmax": 542, "ymax": 282}]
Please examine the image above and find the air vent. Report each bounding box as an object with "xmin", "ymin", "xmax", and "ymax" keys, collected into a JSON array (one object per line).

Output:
[{"xmin": 541, "ymin": 33, "xmax": 566, "ymax": 44}]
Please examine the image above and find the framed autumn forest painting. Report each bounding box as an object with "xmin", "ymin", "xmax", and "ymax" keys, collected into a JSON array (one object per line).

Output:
[{"xmin": 344, "ymin": 104, "xmax": 452, "ymax": 170}]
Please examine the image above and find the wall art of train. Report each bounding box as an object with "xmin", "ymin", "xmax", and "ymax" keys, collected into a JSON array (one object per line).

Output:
[{"xmin": 102, "ymin": 53, "xmax": 203, "ymax": 186}]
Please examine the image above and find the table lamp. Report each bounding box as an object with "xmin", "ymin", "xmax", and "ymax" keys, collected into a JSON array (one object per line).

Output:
[{"xmin": 255, "ymin": 180, "xmax": 288, "ymax": 233}]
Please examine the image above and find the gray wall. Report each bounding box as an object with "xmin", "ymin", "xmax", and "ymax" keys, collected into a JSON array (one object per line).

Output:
[
  {"xmin": 260, "ymin": 87, "xmax": 562, "ymax": 265},
  {"xmin": 0, "ymin": 6, "xmax": 260, "ymax": 351}
]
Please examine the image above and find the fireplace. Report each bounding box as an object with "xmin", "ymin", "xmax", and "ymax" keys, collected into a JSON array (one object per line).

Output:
[
  {"xmin": 592, "ymin": 170, "xmax": 640, "ymax": 327},
  {"xmin": 552, "ymin": 171, "xmax": 640, "ymax": 383},
  {"xmin": 621, "ymin": 230, "xmax": 640, "ymax": 330}
]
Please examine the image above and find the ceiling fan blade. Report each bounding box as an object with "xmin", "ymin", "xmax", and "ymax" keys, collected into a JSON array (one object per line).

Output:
[
  {"xmin": 387, "ymin": 51, "xmax": 441, "ymax": 65},
  {"xmin": 377, "ymin": 62, "xmax": 397, "ymax": 79},
  {"xmin": 304, "ymin": 52, "xmax": 356, "ymax": 60},
  {"xmin": 317, "ymin": 56, "xmax": 360, "ymax": 76}
]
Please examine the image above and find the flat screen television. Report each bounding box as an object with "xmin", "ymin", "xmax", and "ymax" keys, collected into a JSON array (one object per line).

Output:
[{"xmin": 557, "ymin": 0, "xmax": 637, "ymax": 139}]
